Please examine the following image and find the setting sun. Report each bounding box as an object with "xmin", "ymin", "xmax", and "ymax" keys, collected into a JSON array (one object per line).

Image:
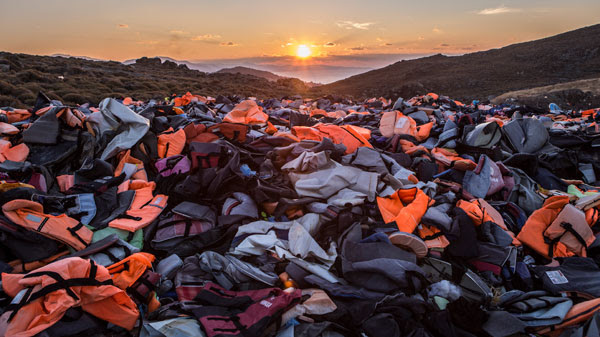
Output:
[{"xmin": 296, "ymin": 44, "xmax": 311, "ymax": 58}]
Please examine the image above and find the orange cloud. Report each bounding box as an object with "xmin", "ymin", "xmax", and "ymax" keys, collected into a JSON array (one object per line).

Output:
[
  {"xmin": 191, "ymin": 34, "xmax": 221, "ymax": 41},
  {"xmin": 336, "ymin": 20, "xmax": 374, "ymax": 30},
  {"xmin": 477, "ymin": 6, "xmax": 521, "ymax": 15}
]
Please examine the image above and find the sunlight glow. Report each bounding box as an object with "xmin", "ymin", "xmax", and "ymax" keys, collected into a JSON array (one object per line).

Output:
[{"xmin": 296, "ymin": 44, "xmax": 312, "ymax": 58}]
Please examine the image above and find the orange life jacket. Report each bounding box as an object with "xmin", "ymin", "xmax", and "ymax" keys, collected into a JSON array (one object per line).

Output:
[
  {"xmin": 516, "ymin": 196, "xmax": 573, "ymax": 259},
  {"xmin": 379, "ymin": 111, "xmax": 417, "ymax": 138},
  {"xmin": 543, "ymin": 204, "xmax": 595, "ymax": 257},
  {"xmin": 0, "ymin": 140, "xmax": 29, "ymax": 163},
  {"xmin": 415, "ymin": 122, "xmax": 434, "ymax": 142},
  {"xmin": 223, "ymin": 100, "xmax": 269, "ymax": 125},
  {"xmin": 2, "ymin": 199, "xmax": 93, "ymax": 251},
  {"xmin": 8, "ymin": 250, "xmax": 70, "ymax": 274},
  {"xmin": 173, "ymin": 92, "xmax": 194, "ymax": 107},
  {"xmin": 431, "ymin": 148, "xmax": 477, "ymax": 171},
  {"xmin": 184, "ymin": 123, "xmax": 219, "ymax": 144},
  {"xmin": 457, "ymin": 199, "xmax": 520, "ymax": 246},
  {"xmin": 1, "ymin": 108, "xmax": 31, "ymax": 123},
  {"xmin": 114, "ymin": 150, "xmax": 147, "ymax": 181},
  {"xmin": 208, "ymin": 123, "xmax": 249, "ymax": 142},
  {"xmin": 377, "ymin": 187, "xmax": 431, "ymax": 233},
  {"xmin": 316, "ymin": 124, "xmax": 372, "ymax": 154},
  {"xmin": 292, "ymin": 126, "xmax": 323, "ymax": 141},
  {"xmin": 157, "ymin": 127, "xmax": 186, "ymax": 158},
  {"xmin": 399, "ymin": 139, "xmax": 429, "ymax": 156},
  {"xmin": 291, "ymin": 124, "xmax": 372, "ymax": 154},
  {"xmin": 0, "ymin": 122, "xmax": 19, "ymax": 135},
  {"xmin": 534, "ymin": 298, "xmax": 600, "ymax": 336},
  {"xmin": 109, "ymin": 181, "xmax": 168, "ymax": 232},
  {"xmin": 56, "ymin": 174, "xmax": 75, "ymax": 192},
  {"xmin": 107, "ymin": 252, "xmax": 155, "ymax": 290},
  {"xmin": 417, "ymin": 224, "xmax": 450, "ymax": 249},
  {"xmin": 427, "ymin": 93, "xmax": 439, "ymax": 100},
  {"xmin": 1, "ymin": 258, "xmax": 139, "ymax": 336},
  {"xmin": 265, "ymin": 121, "xmax": 278, "ymax": 135},
  {"xmin": 106, "ymin": 252, "xmax": 161, "ymax": 311}
]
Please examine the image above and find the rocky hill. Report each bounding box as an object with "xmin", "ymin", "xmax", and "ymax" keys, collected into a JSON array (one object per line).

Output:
[
  {"xmin": 318, "ymin": 24, "xmax": 600, "ymax": 102},
  {"xmin": 0, "ymin": 54, "xmax": 309, "ymax": 107}
]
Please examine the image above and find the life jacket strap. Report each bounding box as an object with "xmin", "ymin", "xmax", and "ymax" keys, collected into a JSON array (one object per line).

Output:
[
  {"xmin": 544, "ymin": 222, "xmax": 589, "ymax": 258},
  {"xmin": 67, "ymin": 222, "xmax": 89, "ymax": 247},
  {"xmin": 7, "ymin": 261, "xmax": 112, "ymax": 321},
  {"xmin": 420, "ymin": 231, "xmax": 445, "ymax": 241}
]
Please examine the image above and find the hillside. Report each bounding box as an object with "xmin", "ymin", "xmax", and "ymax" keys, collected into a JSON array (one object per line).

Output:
[
  {"xmin": 216, "ymin": 66, "xmax": 285, "ymax": 81},
  {"xmin": 492, "ymin": 77, "xmax": 600, "ymax": 109},
  {"xmin": 0, "ymin": 54, "xmax": 309, "ymax": 108},
  {"xmin": 318, "ymin": 24, "xmax": 600, "ymax": 101}
]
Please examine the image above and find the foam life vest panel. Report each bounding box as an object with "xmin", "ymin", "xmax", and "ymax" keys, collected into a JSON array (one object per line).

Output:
[
  {"xmin": 109, "ymin": 181, "xmax": 168, "ymax": 232},
  {"xmin": 2, "ymin": 199, "xmax": 93, "ymax": 251},
  {"xmin": 1, "ymin": 258, "xmax": 139, "ymax": 336},
  {"xmin": 377, "ymin": 187, "xmax": 430, "ymax": 234}
]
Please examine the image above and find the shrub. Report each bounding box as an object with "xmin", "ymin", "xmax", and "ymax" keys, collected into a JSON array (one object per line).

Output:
[
  {"xmin": 62, "ymin": 93, "xmax": 93, "ymax": 105},
  {"xmin": 23, "ymin": 82, "xmax": 42, "ymax": 93},
  {"xmin": 16, "ymin": 69, "xmax": 49, "ymax": 83},
  {"xmin": 0, "ymin": 80, "xmax": 17, "ymax": 95},
  {"xmin": 0, "ymin": 95, "xmax": 20, "ymax": 107}
]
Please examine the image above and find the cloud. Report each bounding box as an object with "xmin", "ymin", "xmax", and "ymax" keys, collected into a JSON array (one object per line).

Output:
[
  {"xmin": 349, "ymin": 47, "xmax": 366, "ymax": 51},
  {"xmin": 220, "ymin": 42, "xmax": 238, "ymax": 47},
  {"xmin": 440, "ymin": 43, "xmax": 450, "ymax": 47},
  {"xmin": 191, "ymin": 34, "xmax": 221, "ymax": 41},
  {"xmin": 383, "ymin": 43, "xmax": 393, "ymax": 46},
  {"xmin": 432, "ymin": 27, "xmax": 443, "ymax": 34},
  {"xmin": 477, "ymin": 6, "xmax": 521, "ymax": 15},
  {"xmin": 324, "ymin": 42, "xmax": 336, "ymax": 47},
  {"xmin": 418, "ymin": 36, "xmax": 425, "ymax": 41},
  {"xmin": 169, "ymin": 30, "xmax": 189, "ymax": 35},
  {"xmin": 117, "ymin": 24, "xmax": 129, "ymax": 29},
  {"xmin": 336, "ymin": 20, "xmax": 374, "ymax": 30}
]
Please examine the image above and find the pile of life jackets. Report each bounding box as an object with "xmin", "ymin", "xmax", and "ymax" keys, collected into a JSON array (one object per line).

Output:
[{"xmin": 2, "ymin": 91, "xmax": 600, "ymax": 336}]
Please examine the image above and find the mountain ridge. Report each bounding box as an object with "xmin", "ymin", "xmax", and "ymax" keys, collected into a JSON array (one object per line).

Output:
[{"xmin": 317, "ymin": 23, "xmax": 600, "ymax": 102}]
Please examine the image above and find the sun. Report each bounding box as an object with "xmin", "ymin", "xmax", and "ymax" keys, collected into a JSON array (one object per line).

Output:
[{"xmin": 296, "ymin": 44, "xmax": 312, "ymax": 58}]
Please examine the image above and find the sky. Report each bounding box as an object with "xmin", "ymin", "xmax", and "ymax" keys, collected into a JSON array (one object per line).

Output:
[{"xmin": 1, "ymin": 0, "xmax": 599, "ymax": 82}]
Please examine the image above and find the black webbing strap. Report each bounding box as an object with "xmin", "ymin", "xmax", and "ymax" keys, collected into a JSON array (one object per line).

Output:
[
  {"xmin": 7, "ymin": 261, "xmax": 112, "ymax": 321},
  {"xmin": 561, "ymin": 222, "xmax": 589, "ymax": 249},
  {"xmin": 545, "ymin": 222, "xmax": 589, "ymax": 258},
  {"xmin": 340, "ymin": 127, "xmax": 367, "ymax": 145},
  {"xmin": 127, "ymin": 272, "xmax": 156, "ymax": 303},
  {"xmin": 206, "ymin": 315, "xmax": 247, "ymax": 333},
  {"xmin": 164, "ymin": 143, "xmax": 170, "ymax": 157},
  {"xmin": 420, "ymin": 231, "xmax": 445, "ymax": 241},
  {"xmin": 120, "ymin": 214, "xmax": 143, "ymax": 221},
  {"xmin": 67, "ymin": 222, "xmax": 89, "ymax": 247},
  {"xmin": 36, "ymin": 217, "xmax": 49, "ymax": 232},
  {"xmin": 102, "ymin": 249, "xmax": 121, "ymax": 263}
]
